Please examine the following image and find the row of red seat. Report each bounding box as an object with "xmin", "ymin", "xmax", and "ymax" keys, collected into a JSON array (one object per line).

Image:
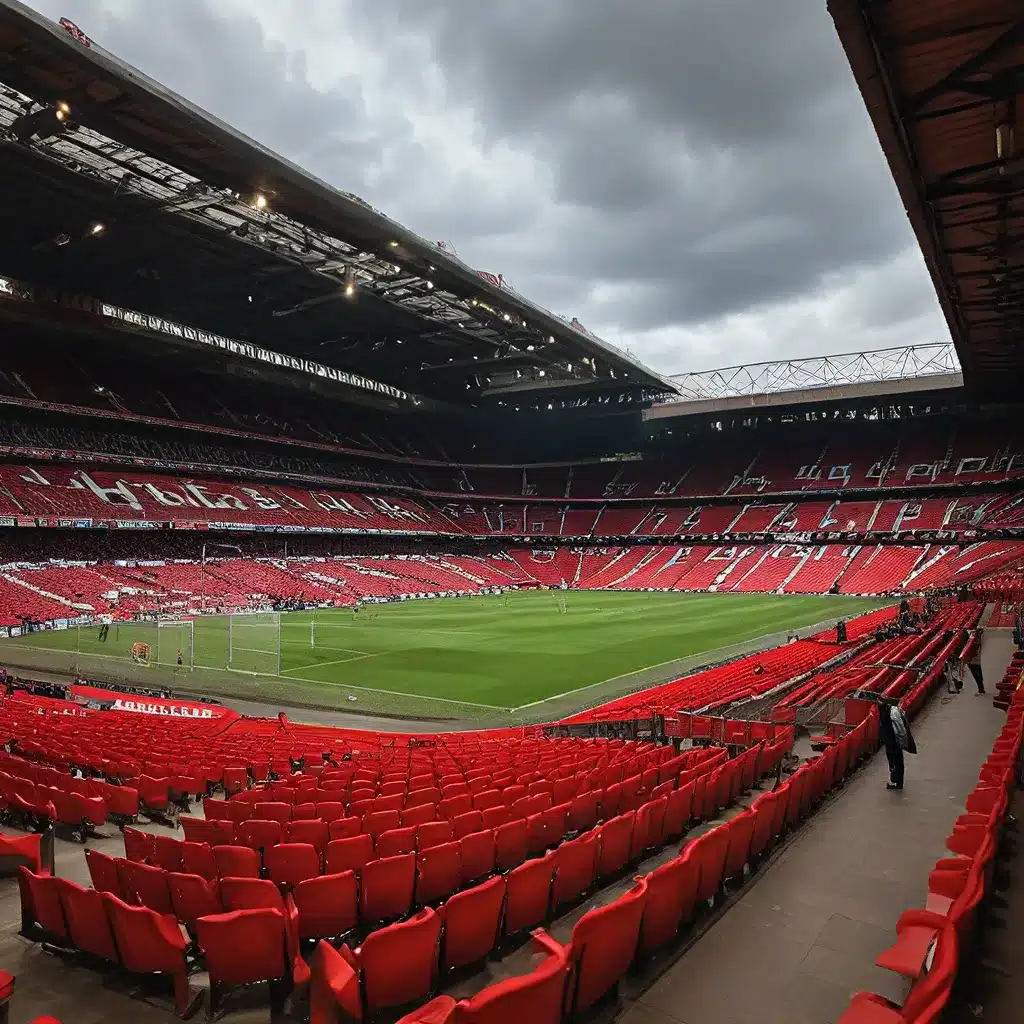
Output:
[
  {"xmin": 0, "ymin": 968, "xmax": 60, "ymax": 1024},
  {"xmin": 312, "ymin": 700, "xmax": 881, "ymax": 1023},
  {"xmin": 836, "ymin": 660, "xmax": 1024, "ymax": 1021}
]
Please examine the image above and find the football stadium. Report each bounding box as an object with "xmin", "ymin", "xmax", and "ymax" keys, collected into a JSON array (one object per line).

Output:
[{"xmin": 0, "ymin": 2, "xmax": 1022, "ymax": 1023}]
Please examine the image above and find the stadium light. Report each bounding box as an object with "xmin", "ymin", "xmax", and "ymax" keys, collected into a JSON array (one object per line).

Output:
[
  {"xmin": 89, "ymin": 222, "xmax": 105, "ymax": 236},
  {"xmin": 538, "ymin": 370, "xmax": 546, "ymax": 377},
  {"xmin": 426, "ymin": 280, "xmax": 434, "ymax": 290},
  {"xmin": 567, "ymin": 363, "xmax": 572, "ymax": 372},
  {"xmin": 389, "ymin": 240, "xmax": 399, "ymax": 248},
  {"xmin": 55, "ymin": 101, "xmax": 70, "ymax": 121},
  {"xmin": 254, "ymin": 193, "xmax": 268, "ymax": 211}
]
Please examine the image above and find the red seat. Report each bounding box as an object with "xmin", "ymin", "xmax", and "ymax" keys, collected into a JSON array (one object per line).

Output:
[
  {"xmin": 566, "ymin": 878, "xmax": 648, "ymax": 1014},
  {"xmin": 315, "ymin": 802, "xmax": 346, "ymax": 824},
  {"xmin": 416, "ymin": 842, "xmax": 462, "ymax": 905},
  {"xmin": 723, "ymin": 809, "xmax": 756, "ymax": 882},
  {"xmin": 180, "ymin": 841, "xmax": 218, "ymax": 881},
  {"xmin": 377, "ymin": 826, "xmax": 417, "ymax": 858},
  {"xmin": 363, "ymin": 809, "xmax": 401, "ymax": 843},
  {"xmin": 85, "ymin": 848, "xmax": 126, "ymax": 900},
  {"xmin": 167, "ymin": 871, "xmax": 221, "ymax": 926},
  {"xmin": 439, "ymin": 929, "xmax": 568, "ymax": 1024},
  {"xmin": 362, "ymin": 853, "xmax": 416, "ymax": 924},
  {"xmin": 495, "ymin": 819, "xmax": 529, "ymax": 871},
  {"xmin": 59, "ymin": 879, "xmax": 119, "ymax": 961},
  {"xmin": 441, "ymin": 875, "xmax": 505, "ymax": 971},
  {"xmin": 402, "ymin": 803, "xmax": 436, "ymax": 828},
  {"xmin": 459, "ymin": 829, "xmax": 496, "ymax": 885},
  {"xmin": 329, "ymin": 817, "xmax": 362, "ymax": 840},
  {"xmin": 326, "ymin": 834, "xmax": 374, "ymax": 875},
  {"xmin": 122, "ymin": 825, "xmax": 154, "ymax": 864},
  {"xmin": 151, "ymin": 835, "xmax": 184, "ymax": 873},
  {"xmin": 504, "ymin": 855, "xmax": 554, "ymax": 936},
  {"xmin": 197, "ymin": 907, "xmax": 309, "ymax": 1019},
  {"xmin": 239, "ymin": 819, "xmax": 285, "ymax": 852},
  {"xmin": 417, "ymin": 820, "xmax": 455, "ymax": 851},
  {"xmin": 213, "ymin": 844, "xmax": 261, "ymax": 879},
  {"xmin": 181, "ymin": 816, "xmax": 234, "ymax": 847},
  {"xmin": 264, "ymin": 843, "xmax": 321, "ymax": 890},
  {"xmin": 18, "ymin": 868, "xmax": 70, "ymax": 942},
  {"xmin": 640, "ymin": 847, "xmax": 699, "ymax": 952},
  {"xmin": 552, "ymin": 832, "xmax": 598, "ymax": 909},
  {"xmin": 630, "ymin": 797, "xmax": 668, "ymax": 859},
  {"xmin": 691, "ymin": 825, "xmax": 731, "ymax": 906},
  {"xmin": 254, "ymin": 801, "xmax": 292, "ymax": 824},
  {"xmin": 340, "ymin": 908, "xmax": 442, "ymax": 1013},
  {"xmin": 219, "ymin": 876, "xmax": 285, "ymax": 912},
  {"xmin": 292, "ymin": 802, "xmax": 318, "ymax": 821},
  {"xmin": 481, "ymin": 805, "xmax": 510, "ymax": 831},
  {"xmin": 596, "ymin": 812, "xmax": 635, "ymax": 877},
  {"xmin": 567, "ymin": 792, "xmax": 600, "ymax": 833},
  {"xmin": 452, "ymin": 810, "xmax": 484, "ymax": 839},
  {"xmin": 288, "ymin": 819, "xmax": 330, "ymax": 858},
  {"xmin": 105, "ymin": 893, "xmax": 193, "ymax": 1016},
  {"xmin": 293, "ymin": 871, "xmax": 359, "ymax": 941},
  {"xmin": 118, "ymin": 860, "xmax": 173, "ymax": 915}
]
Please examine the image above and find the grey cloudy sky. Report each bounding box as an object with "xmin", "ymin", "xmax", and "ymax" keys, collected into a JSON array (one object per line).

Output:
[{"xmin": 26, "ymin": 0, "xmax": 950, "ymax": 374}]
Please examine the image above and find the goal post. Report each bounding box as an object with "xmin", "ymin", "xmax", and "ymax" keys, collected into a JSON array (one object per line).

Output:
[
  {"xmin": 155, "ymin": 617, "xmax": 195, "ymax": 670},
  {"xmin": 227, "ymin": 610, "xmax": 282, "ymax": 675}
]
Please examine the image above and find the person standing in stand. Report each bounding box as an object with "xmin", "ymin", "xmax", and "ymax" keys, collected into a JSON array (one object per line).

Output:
[{"xmin": 876, "ymin": 696, "xmax": 916, "ymax": 791}]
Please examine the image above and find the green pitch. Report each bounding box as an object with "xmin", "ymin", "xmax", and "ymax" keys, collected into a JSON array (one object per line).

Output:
[{"xmin": 2, "ymin": 591, "xmax": 882, "ymax": 716}]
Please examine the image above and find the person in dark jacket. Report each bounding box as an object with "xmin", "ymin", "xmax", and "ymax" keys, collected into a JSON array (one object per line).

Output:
[{"xmin": 876, "ymin": 696, "xmax": 916, "ymax": 790}]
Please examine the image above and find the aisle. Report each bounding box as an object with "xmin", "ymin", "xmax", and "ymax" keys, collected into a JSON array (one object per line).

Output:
[{"xmin": 622, "ymin": 631, "xmax": 1013, "ymax": 1024}]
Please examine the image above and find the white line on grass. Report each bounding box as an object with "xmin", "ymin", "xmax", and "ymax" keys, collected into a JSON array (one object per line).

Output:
[{"xmin": 281, "ymin": 653, "xmax": 378, "ymax": 675}]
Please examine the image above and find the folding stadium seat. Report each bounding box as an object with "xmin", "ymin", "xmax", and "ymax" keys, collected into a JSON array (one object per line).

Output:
[
  {"xmin": 18, "ymin": 868, "xmax": 70, "ymax": 944},
  {"xmin": 416, "ymin": 841, "xmax": 461, "ymax": 906},
  {"xmin": 640, "ymin": 847, "xmax": 700, "ymax": 953},
  {"xmin": 329, "ymin": 816, "xmax": 362, "ymax": 840},
  {"xmin": 553, "ymin": 777, "xmax": 581, "ymax": 805},
  {"xmin": 213, "ymin": 845, "xmax": 261, "ymax": 880},
  {"xmin": 349, "ymin": 799, "xmax": 373, "ymax": 819},
  {"xmin": 566, "ymin": 878, "xmax": 648, "ymax": 1016},
  {"xmin": 418, "ymin": 820, "xmax": 455, "ymax": 851},
  {"xmin": 0, "ymin": 830, "xmax": 48, "ymax": 878},
  {"xmin": 432, "ymin": 928, "xmax": 569, "ymax": 1024},
  {"xmin": 452, "ymin": 810, "xmax": 483, "ymax": 839},
  {"xmin": 630, "ymin": 796, "xmax": 668, "ymax": 860},
  {"xmin": 84, "ymin": 848, "xmax": 126, "ymax": 900},
  {"xmin": 598, "ymin": 784, "xmax": 622, "ymax": 821},
  {"xmin": 364, "ymin": 809, "xmax": 402, "ymax": 843},
  {"xmin": 219, "ymin": 876, "xmax": 285, "ymax": 912},
  {"xmin": 151, "ymin": 835, "xmax": 185, "ymax": 873},
  {"xmin": 118, "ymin": 860, "xmax": 174, "ymax": 915},
  {"xmin": 181, "ymin": 815, "xmax": 234, "ymax": 847},
  {"xmin": 239, "ymin": 819, "xmax": 285, "ymax": 852},
  {"xmin": 326, "ymin": 835, "xmax": 374, "ymax": 875},
  {"xmin": 370, "ymin": 794, "xmax": 405, "ymax": 814},
  {"xmin": 723, "ymin": 809, "xmax": 756, "ymax": 884},
  {"xmin": 59, "ymin": 878, "xmax": 120, "ymax": 961},
  {"xmin": 315, "ymin": 801, "xmax": 346, "ymax": 824},
  {"xmin": 292, "ymin": 802, "xmax": 318, "ymax": 821},
  {"xmin": 167, "ymin": 871, "xmax": 221, "ymax": 927},
  {"xmin": 501, "ymin": 785, "xmax": 527, "ymax": 808},
  {"xmin": 481, "ymin": 805, "xmax": 510, "ymax": 831},
  {"xmin": 288, "ymin": 819, "xmax": 329, "ymax": 859},
  {"xmin": 495, "ymin": 819, "xmax": 529, "ymax": 872},
  {"xmin": 265, "ymin": 843, "xmax": 322, "ymax": 888},
  {"xmin": 552, "ymin": 832, "xmax": 598, "ymax": 910},
  {"xmin": 459, "ymin": 829, "xmax": 496, "ymax": 886},
  {"xmin": 293, "ymin": 871, "xmax": 359, "ymax": 942},
  {"xmin": 567, "ymin": 791, "xmax": 600, "ymax": 834},
  {"xmin": 104, "ymin": 894, "xmax": 194, "ymax": 1016},
  {"xmin": 122, "ymin": 825, "xmax": 154, "ymax": 864},
  {"xmin": 747, "ymin": 790, "xmax": 780, "ymax": 865},
  {"xmin": 504, "ymin": 856, "xmax": 554, "ymax": 936},
  {"xmin": 439, "ymin": 794, "xmax": 472, "ymax": 820},
  {"xmin": 222, "ymin": 800, "xmax": 253, "ymax": 826},
  {"xmin": 402, "ymin": 803, "xmax": 437, "ymax": 828},
  {"xmin": 473, "ymin": 789, "xmax": 503, "ymax": 812},
  {"xmin": 361, "ymin": 854, "xmax": 416, "ymax": 924},
  {"xmin": 338, "ymin": 908, "xmax": 442, "ymax": 1015},
  {"xmin": 222, "ymin": 767, "xmax": 248, "ymax": 795},
  {"xmin": 406, "ymin": 787, "xmax": 441, "ymax": 809},
  {"xmin": 197, "ymin": 908, "xmax": 309, "ymax": 1019},
  {"xmin": 441, "ymin": 875, "xmax": 506, "ymax": 972},
  {"xmin": 137, "ymin": 776, "xmax": 173, "ymax": 820},
  {"xmin": 377, "ymin": 826, "xmax": 417, "ymax": 858},
  {"xmin": 691, "ymin": 826, "xmax": 731, "ymax": 906},
  {"xmin": 596, "ymin": 812, "xmax": 635, "ymax": 878}
]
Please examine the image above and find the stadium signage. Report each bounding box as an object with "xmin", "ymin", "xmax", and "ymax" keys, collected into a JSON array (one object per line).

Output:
[
  {"xmin": 99, "ymin": 303, "xmax": 409, "ymax": 402},
  {"xmin": 111, "ymin": 699, "xmax": 218, "ymax": 719}
]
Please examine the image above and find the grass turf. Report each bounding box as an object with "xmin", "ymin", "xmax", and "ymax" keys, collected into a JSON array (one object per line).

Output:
[{"xmin": 2, "ymin": 591, "xmax": 882, "ymax": 712}]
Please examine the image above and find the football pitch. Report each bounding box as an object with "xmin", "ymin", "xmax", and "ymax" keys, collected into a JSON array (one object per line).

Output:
[{"xmin": 1, "ymin": 591, "xmax": 884, "ymax": 720}]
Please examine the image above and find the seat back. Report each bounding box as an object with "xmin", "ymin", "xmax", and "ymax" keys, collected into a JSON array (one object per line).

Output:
[
  {"xmin": 442, "ymin": 875, "xmax": 506, "ymax": 971},
  {"xmin": 357, "ymin": 907, "xmax": 441, "ymax": 1011},
  {"xmin": 362, "ymin": 853, "xmax": 416, "ymax": 923},
  {"xmin": 197, "ymin": 908, "xmax": 288, "ymax": 985},
  {"xmin": 219, "ymin": 876, "xmax": 285, "ymax": 912},
  {"xmin": 293, "ymin": 871, "xmax": 359, "ymax": 940},
  {"xmin": 504, "ymin": 855, "xmax": 554, "ymax": 936}
]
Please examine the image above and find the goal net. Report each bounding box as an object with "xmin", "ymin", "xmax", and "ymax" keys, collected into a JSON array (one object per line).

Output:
[
  {"xmin": 156, "ymin": 617, "xmax": 194, "ymax": 670},
  {"xmin": 228, "ymin": 610, "xmax": 281, "ymax": 675}
]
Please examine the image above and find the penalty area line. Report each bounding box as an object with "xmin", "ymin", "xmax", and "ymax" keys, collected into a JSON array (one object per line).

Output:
[{"xmin": 280, "ymin": 652, "xmax": 378, "ymax": 675}]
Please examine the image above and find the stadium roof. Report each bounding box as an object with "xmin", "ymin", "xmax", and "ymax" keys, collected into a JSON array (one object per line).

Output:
[
  {"xmin": 0, "ymin": 2, "xmax": 678, "ymax": 407},
  {"xmin": 829, "ymin": 0, "xmax": 1024, "ymax": 394},
  {"xmin": 645, "ymin": 342, "xmax": 964, "ymax": 420}
]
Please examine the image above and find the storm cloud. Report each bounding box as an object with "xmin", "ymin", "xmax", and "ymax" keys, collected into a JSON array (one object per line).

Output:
[{"xmin": 25, "ymin": 0, "xmax": 950, "ymax": 374}]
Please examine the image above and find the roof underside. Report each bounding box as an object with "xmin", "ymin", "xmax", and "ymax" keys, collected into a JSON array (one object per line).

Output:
[
  {"xmin": 0, "ymin": 1, "xmax": 674, "ymax": 407},
  {"xmin": 829, "ymin": 0, "xmax": 1024, "ymax": 393}
]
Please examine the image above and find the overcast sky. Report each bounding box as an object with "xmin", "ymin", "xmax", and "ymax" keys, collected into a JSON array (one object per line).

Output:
[{"xmin": 25, "ymin": 0, "xmax": 951, "ymax": 375}]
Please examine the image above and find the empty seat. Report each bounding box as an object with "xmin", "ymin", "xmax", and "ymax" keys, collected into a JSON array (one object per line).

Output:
[
  {"xmin": 495, "ymin": 819, "xmax": 529, "ymax": 872},
  {"xmin": 362, "ymin": 853, "xmax": 416, "ymax": 924},
  {"xmin": 567, "ymin": 878, "xmax": 648, "ymax": 1015},
  {"xmin": 596, "ymin": 812, "xmax": 635, "ymax": 878},
  {"xmin": 416, "ymin": 842, "xmax": 461, "ymax": 906},
  {"xmin": 417, "ymin": 820, "xmax": 455, "ymax": 851},
  {"xmin": 239, "ymin": 819, "xmax": 285, "ymax": 852},
  {"xmin": 181, "ymin": 842, "xmax": 218, "ymax": 881},
  {"xmin": 219, "ymin": 876, "xmax": 285, "ymax": 912},
  {"xmin": 441, "ymin": 876, "xmax": 506, "ymax": 971},
  {"xmin": 85, "ymin": 848, "xmax": 125, "ymax": 900},
  {"xmin": 377, "ymin": 826, "xmax": 417, "ymax": 858},
  {"xmin": 167, "ymin": 872, "xmax": 221, "ymax": 926},
  {"xmin": 640, "ymin": 848, "xmax": 699, "ymax": 953},
  {"xmin": 293, "ymin": 871, "xmax": 359, "ymax": 941},
  {"xmin": 118, "ymin": 860, "xmax": 173, "ymax": 915},
  {"xmin": 266, "ymin": 843, "xmax": 322, "ymax": 887},
  {"xmin": 504, "ymin": 856, "xmax": 554, "ymax": 936},
  {"xmin": 213, "ymin": 845, "xmax": 261, "ymax": 879},
  {"xmin": 552, "ymin": 832, "xmax": 598, "ymax": 909},
  {"xmin": 459, "ymin": 830, "xmax": 496, "ymax": 886},
  {"xmin": 326, "ymin": 834, "xmax": 374, "ymax": 875},
  {"xmin": 288, "ymin": 819, "xmax": 329, "ymax": 858}
]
